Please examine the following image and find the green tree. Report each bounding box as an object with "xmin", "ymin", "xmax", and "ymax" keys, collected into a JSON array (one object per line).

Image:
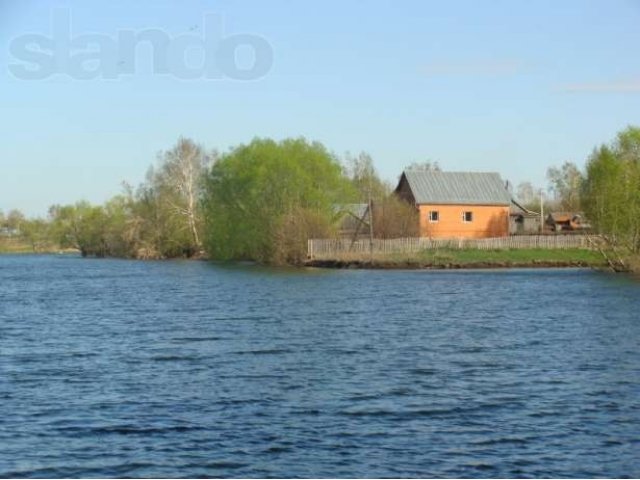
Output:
[
  {"xmin": 344, "ymin": 152, "xmax": 388, "ymax": 202},
  {"xmin": 3, "ymin": 209, "xmax": 25, "ymax": 232},
  {"xmin": 516, "ymin": 182, "xmax": 538, "ymax": 209},
  {"xmin": 49, "ymin": 202, "xmax": 118, "ymax": 257},
  {"xmin": 546, "ymin": 161, "xmax": 583, "ymax": 211},
  {"xmin": 20, "ymin": 218, "xmax": 51, "ymax": 252},
  {"xmin": 582, "ymin": 126, "xmax": 640, "ymax": 254},
  {"xmin": 406, "ymin": 161, "xmax": 441, "ymax": 172},
  {"xmin": 91, "ymin": 137, "xmax": 216, "ymax": 259},
  {"xmin": 0, "ymin": 138, "xmax": 213, "ymax": 259},
  {"xmin": 202, "ymin": 137, "xmax": 353, "ymax": 264}
]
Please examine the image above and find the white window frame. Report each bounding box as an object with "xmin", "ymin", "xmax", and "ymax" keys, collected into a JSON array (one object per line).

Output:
[
  {"xmin": 462, "ymin": 211, "xmax": 473, "ymax": 223},
  {"xmin": 428, "ymin": 211, "xmax": 439, "ymax": 223}
]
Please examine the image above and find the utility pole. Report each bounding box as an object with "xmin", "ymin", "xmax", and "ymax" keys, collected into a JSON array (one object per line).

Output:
[
  {"xmin": 368, "ymin": 175, "xmax": 374, "ymax": 262},
  {"xmin": 540, "ymin": 189, "xmax": 544, "ymax": 234}
]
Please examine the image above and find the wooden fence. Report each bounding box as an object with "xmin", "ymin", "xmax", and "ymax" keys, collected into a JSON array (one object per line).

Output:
[{"xmin": 308, "ymin": 235, "xmax": 598, "ymax": 259}]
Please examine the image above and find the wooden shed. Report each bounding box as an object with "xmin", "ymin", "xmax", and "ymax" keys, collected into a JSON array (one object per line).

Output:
[
  {"xmin": 510, "ymin": 200, "xmax": 542, "ymax": 234},
  {"xmin": 334, "ymin": 203, "xmax": 370, "ymax": 239},
  {"xmin": 546, "ymin": 212, "xmax": 590, "ymax": 232}
]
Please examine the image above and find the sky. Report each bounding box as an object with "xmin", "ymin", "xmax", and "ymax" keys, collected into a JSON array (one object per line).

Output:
[{"xmin": 1, "ymin": 0, "xmax": 639, "ymax": 216}]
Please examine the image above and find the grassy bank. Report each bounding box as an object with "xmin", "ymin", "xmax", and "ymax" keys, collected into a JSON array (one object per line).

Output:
[
  {"xmin": 0, "ymin": 238, "xmax": 33, "ymax": 253},
  {"xmin": 0, "ymin": 240, "xmax": 611, "ymax": 270},
  {"xmin": 0, "ymin": 238, "xmax": 63, "ymax": 254},
  {"xmin": 306, "ymin": 248, "xmax": 607, "ymax": 269}
]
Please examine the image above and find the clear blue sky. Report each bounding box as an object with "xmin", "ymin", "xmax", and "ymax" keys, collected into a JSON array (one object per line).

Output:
[{"xmin": 1, "ymin": 0, "xmax": 639, "ymax": 216}]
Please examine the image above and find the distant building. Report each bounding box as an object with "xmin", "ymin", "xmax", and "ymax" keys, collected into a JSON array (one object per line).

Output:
[
  {"xmin": 546, "ymin": 212, "xmax": 590, "ymax": 232},
  {"xmin": 395, "ymin": 170, "xmax": 512, "ymax": 238},
  {"xmin": 334, "ymin": 203, "xmax": 370, "ymax": 239},
  {"xmin": 0, "ymin": 227, "xmax": 19, "ymax": 237},
  {"xmin": 510, "ymin": 200, "xmax": 542, "ymax": 234}
]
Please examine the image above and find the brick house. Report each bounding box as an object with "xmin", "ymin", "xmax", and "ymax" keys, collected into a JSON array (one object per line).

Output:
[{"xmin": 394, "ymin": 170, "xmax": 512, "ymax": 238}]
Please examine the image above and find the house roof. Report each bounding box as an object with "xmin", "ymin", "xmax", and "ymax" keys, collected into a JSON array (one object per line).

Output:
[
  {"xmin": 548, "ymin": 212, "xmax": 584, "ymax": 222},
  {"xmin": 399, "ymin": 170, "xmax": 512, "ymax": 206},
  {"xmin": 510, "ymin": 199, "xmax": 540, "ymax": 217},
  {"xmin": 333, "ymin": 203, "xmax": 369, "ymax": 219}
]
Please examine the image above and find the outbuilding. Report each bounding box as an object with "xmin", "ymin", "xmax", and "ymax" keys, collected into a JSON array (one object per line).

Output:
[
  {"xmin": 510, "ymin": 200, "xmax": 542, "ymax": 234},
  {"xmin": 546, "ymin": 212, "xmax": 590, "ymax": 232}
]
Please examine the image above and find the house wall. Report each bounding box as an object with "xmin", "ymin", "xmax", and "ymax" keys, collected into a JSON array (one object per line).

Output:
[
  {"xmin": 510, "ymin": 216, "xmax": 521, "ymax": 235},
  {"xmin": 523, "ymin": 216, "xmax": 541, "ymax": 233},
  {"xmin": 510, "ymin": 215, "xmax": 541, "ymax": 235},
  {"xmin": 418, "ymin": 204, "xmax": 509, "ymax": 238}
]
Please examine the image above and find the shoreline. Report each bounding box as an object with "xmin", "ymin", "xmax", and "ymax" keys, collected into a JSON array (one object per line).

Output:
[
  {"xmin": 304, "ymin": 258, "xmax": 605, "ymax": 270},
  {"xmin": 0, "ymin": 250, "xmax": 618, "ymax": 272}
]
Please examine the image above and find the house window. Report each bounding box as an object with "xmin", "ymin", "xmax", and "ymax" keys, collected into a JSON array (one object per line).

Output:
[
  {"xmin": 462, "ymin": 211, "xmax": 473, "ymax": 223},
  {"xmin": 429, "ymin": 211, "xmax": 439, "ymax": 223}
]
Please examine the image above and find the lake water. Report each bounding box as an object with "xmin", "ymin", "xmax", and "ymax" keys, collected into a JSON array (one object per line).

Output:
[{"xmin": 1, "ymin": 255, "xmax": 639, "ymax": 478}]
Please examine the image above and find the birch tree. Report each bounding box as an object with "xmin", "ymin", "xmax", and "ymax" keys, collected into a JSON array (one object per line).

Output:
[
  {"xmin": 344, "ymin": 152, "xmax": 388, "ymax": 202},
  {"xmin": 546, "ymin": 161, "xmax": 583, "ymax": 211},
  {"xmin": 154, "ymin": 137, "xmax": 215, "ymax": 252}
]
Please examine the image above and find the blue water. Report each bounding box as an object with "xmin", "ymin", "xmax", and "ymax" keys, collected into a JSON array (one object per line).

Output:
[{"xmin": 1, "ymin": 255, "xmax": 639, "ymax": 478}]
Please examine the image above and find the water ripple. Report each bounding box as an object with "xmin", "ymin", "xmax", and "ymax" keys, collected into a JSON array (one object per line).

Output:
[{"xmin": 1, "ymin": 255, "xmax": 639, "ymax": 477}]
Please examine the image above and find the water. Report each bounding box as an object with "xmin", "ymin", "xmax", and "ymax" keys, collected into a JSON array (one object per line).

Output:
[{"xmin": 1, "ymin": 255, "xmax": 639, "ymax": 478}]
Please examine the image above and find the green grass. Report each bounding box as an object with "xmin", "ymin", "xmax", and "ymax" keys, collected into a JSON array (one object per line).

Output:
[
  {"xmin": 386, "ymin": 248, "xmax": 607, "ymax": 267},
  {"xmin": 0, "ymin": 238, "xmax": 33, "ymax": 253},
  {"xmin": 0, "ymin": 238, "xmax": 62, "ymax": 254}
]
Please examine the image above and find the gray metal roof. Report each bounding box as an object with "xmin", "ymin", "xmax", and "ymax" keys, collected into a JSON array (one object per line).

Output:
[
  {"xmin": 510, "ymin": 199, "xmax": 540, "ymax": 216},
  {"xmin": 333, "ymin": 203, "xmax": 369, "ymax": 219},
  {"xmin": 402, "ymin": 170, "xmax": 512, "ymax": 206}
]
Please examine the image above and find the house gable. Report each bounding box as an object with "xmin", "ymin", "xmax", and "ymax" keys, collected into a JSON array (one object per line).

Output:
[{"xmin": 394, "ymin": 172, "xmax": 416, "ymax": 205}]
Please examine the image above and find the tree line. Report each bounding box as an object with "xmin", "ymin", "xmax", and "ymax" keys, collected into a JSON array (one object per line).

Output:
[
  {"xmin": 3, "ymin": 127, "xmax": 639, "ymax": 265},
  {"xmin": 2, "ymin": 138, "xmax": 213, "ymax": 259},
  {"xmin": 582, "ymin": 127, "xmax": 640, "ymax": 261},
  {"xmin": 1, "ymin": 137, "xmax": 415, "ymax": 263},
  {"xmin": 512, "ymin": 126, "xmax": 640, "ymax": 268}
]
